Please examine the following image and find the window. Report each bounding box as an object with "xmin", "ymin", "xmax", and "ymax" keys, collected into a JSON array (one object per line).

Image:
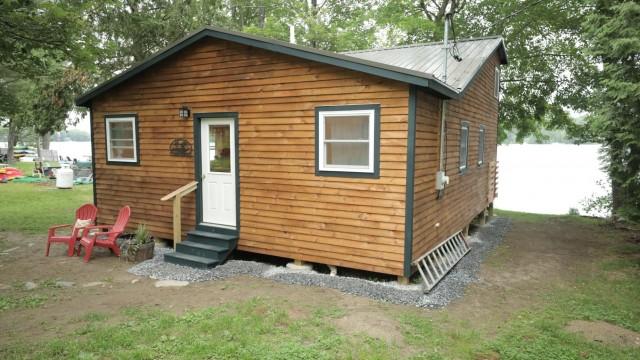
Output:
[
  {"xmin": 208, "ymin": 124, "xmax": 231, "ymax": 173},
  {"xmin": 494, "ymin": 66, "xmax": 500, "ymax": 99},
  {"xmin": 478, "ymin": 125, "xmax": 485, "ymax": 166},
  {"xmin": 105, "ymin": 115, "xmax": 138, "ymax": 164},
  {"xmin": 459, "ymin": 122, "xmax": 469, "ymax": 172},
  {"xmin": 316, "ymin": 105, "xmax": 379, "ymax": 177}
]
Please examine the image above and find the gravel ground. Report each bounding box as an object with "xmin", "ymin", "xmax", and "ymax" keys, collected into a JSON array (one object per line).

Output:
[{"xmin": 129, "ymin": 217, "xmax": 511, "ymax": 307}]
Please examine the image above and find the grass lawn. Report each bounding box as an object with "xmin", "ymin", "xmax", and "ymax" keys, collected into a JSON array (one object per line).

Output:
[
  {"xmin": 1, "ymin": 183, "xmax": 639, "ymax": 359},
  {"xmin": 2, "ymin": 262, "xmax": 639, "ymax": 359},
  {"xmin": 0, "ymin": 181, "xmax": 93, "ymax": 234}
]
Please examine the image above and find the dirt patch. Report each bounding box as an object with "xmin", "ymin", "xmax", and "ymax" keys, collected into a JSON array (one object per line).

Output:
[
  {"xmin": 334, "ymin": 311, "xmax": 405, "ymax": 345},
  {"xmin": 566, "ymin": 320, "xmax": 640, "ymax": 348},
  {"xmin": 0, "ymin": 216, "xmax": 631, "ymax": 350},
  {"xmin": 444, "ymin": 217, "xmax": 624, "ymax": 336}
]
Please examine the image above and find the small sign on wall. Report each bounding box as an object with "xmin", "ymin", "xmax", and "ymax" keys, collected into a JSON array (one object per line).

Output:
[{"xmin": 169, "ymin": 138, "xmax": 193, "ymax": 157}]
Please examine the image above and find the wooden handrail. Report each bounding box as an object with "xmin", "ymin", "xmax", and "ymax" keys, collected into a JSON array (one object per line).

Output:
[
  {"xmin": 161, "ymin": 181, "xmax": 198, "ymax": 201},
  {"xmin": 160, "ymin": 181, "xmax": 198, "ymax": 248}
]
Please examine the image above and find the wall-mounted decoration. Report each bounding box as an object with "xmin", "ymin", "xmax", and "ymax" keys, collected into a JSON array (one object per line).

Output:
[{"xmin": 169, "ymin": 138, "xmax": 193, "ymax": 157}]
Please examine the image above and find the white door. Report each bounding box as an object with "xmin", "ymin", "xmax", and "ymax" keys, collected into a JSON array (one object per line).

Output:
[{"xmin": 200, "ymin": 118, "xmax": 236, "ymax": 228}]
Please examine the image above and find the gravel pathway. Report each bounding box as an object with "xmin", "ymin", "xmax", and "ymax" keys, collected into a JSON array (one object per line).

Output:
[{"xmin": 129, "ymin": 217, "xmax": 511, "ymax": 307}]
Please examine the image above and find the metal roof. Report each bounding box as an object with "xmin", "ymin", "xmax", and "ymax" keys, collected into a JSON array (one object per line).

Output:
[
  {"xmin": 343, "ymin": 37, "xmax": 507, "ymax": 92},
  {"xmin": 75, "ymin": 26, "xmax": 506, "ymax": 107}
]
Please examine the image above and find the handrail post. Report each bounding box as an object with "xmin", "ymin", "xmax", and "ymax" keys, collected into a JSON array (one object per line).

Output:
[
  {"xmin": 161, "ymin": 181, "xmax": 198, "ymax": 250},
  {"xmin": 173, "ymin": 194, "xmax": 182, "ymax": 249}
]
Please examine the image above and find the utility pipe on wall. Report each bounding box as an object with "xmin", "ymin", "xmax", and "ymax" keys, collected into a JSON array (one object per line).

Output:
[{"xmin": 436, "ymin": 14, "xmax": 452, "ymax": 194}]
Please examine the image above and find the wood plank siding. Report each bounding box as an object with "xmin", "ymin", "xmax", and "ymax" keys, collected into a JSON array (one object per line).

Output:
[
  {"xmin": 411, "ymin": 54, "xmax": 500, "ymax": 261},
  {"xmin": 91, "ymin": 38, "xmax": 410, "ymax": 275}
]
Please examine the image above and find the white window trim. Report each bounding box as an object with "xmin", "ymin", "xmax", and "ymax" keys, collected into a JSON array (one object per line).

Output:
[
  {"xmin": 460, "ymin": 123, "xmax": 469, "ymax": 171},
  {"xmin": 478, "ymin": 126, "xmax": 485, "ymax": 166},
  {"xmin": 494, "ymin": 67, "xmax": 500, "ymax": 99},
  {"xmin": 318, "ymin": 109, "xmax": 375, "ymax": 173},
  {"xmin": 106, "ymin": 116, "xmax": 138, "ymax": 163}
]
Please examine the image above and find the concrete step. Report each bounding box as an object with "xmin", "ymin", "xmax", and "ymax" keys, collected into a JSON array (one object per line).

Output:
[
  {"xmin": 164, "ymin": 252, "xmax": 219, "ymax": 269},
  {"xmin": 176, "ymin": 241, "xmax": 227, "ymax": 259},
  {"xmin": 186, "ymin": 230, "xmax": 237, "ymax": 247}
]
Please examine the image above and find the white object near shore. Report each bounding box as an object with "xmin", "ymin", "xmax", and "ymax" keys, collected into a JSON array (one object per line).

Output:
[{"xmin": 56, "ymin": 166, "xmax": 74, "ymax": 189}]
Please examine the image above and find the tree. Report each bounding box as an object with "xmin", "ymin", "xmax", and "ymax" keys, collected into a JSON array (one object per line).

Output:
[
  {"xmin": 0, "ymin": 78, "xmax": 35, "ymax": 163},
  {"xmin": 243, "ymin": 1, "xmax": 376, "ymax": 51},
  {"xmin": 31, "ymin": 67, "xmax": 89, "ymax": 153},
  {"xmin": 376, "ymin": 0, "xmax": 594, "ymax": 142},
  {"xmin": 0, "ymin": 0, "xmax": 94, "ymax": 161},
  {"xmin": 582, "ymin": 0, "xmax": 640, "ymax": 222},
  {"xmin": 461, "ymin": 0, "xmax": 594, "ymax": 142}
]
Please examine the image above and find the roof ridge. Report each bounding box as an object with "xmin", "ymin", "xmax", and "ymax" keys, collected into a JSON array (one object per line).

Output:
[{"xmin": 342, "ymin": 35, "xmax": 503, "ymax": 54}]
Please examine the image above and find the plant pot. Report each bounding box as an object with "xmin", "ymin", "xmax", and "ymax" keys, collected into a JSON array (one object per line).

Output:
[
  {"xmin": 132, "ymin": 241, "xmax": 155, "ymax": 262},
  {"xmin": 119, "ymin": 235, "xmax": 155, "ymax": 262}
]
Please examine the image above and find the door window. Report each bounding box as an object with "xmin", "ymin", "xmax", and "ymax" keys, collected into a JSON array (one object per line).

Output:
[{"xmin": 208, "ymin": 124, "xmax": 231, "ymax": 173}]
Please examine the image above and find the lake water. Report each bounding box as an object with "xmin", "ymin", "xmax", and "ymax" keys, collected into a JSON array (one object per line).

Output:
[
  {"xmin": 494, "ymin": 144, "xmax": 609, "ymax": 216},
  {"xmin": 0, "ymin": 141, "xmax": 92, "ymax": 160},
  {"xmin": 3, "ymin": 141, "xmax": 609, "ymax": 216}
]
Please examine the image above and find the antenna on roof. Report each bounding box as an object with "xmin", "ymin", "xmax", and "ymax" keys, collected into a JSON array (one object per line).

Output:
[
  {"xmin": 289, "ymin": 24, "xmax": 296, "ymax": 44},
  {"xmin": 443, "ymin": 13, "xmax": 450, "ymax": 83},
  {"xmin": 442, "ymin": 10, "xmax": 463, "ymax": 84}
]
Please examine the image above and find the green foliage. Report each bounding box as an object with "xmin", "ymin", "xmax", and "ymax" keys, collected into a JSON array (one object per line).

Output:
[
  {"xmin": 461, "ymin": 0, "xmax": 594, "ymax": 142},
  {"xmin": 581, "ymin": 0, "xmax": 640, "ymax": 223},
  {"xmin": 0, "ymin": 294, "xmax": 47, "ymax": 312},
  {"xmin": 133, "ymin": 224, "xmax": 152, "ymax": 246},
  {"xmin": 1, "ymin": 298, "xmax": 399, "ymax": 359},
  {"xmin": 486, "ymin": 265, "xmax": 640, "ymax": 360}
]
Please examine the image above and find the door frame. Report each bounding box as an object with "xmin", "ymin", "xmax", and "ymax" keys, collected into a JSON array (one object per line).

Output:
[{"xmin": 194, "ymin": 112, "xmax": 240, "ymax": 234}]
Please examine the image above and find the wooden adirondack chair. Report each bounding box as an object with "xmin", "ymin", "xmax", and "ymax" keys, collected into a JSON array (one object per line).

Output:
[
  {"xmin": 46, "ymin": 204, "xmax": 98, "ymax": 257},
  {"xmin": 77, "ymin": 206, "xmax": 131, "ymax": 262}
]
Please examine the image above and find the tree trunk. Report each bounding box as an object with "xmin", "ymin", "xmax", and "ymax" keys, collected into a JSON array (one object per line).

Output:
[
  {"xmin": 42, "ymin": 133, "xmax": 50, "ymax": 150},
  {"xmin": 610, "ymin": 176, "xmax": 623, "ymax": 221},
  {"xmin": 7, "ymin": 119, "xmax": 17, "ymax": 164}
]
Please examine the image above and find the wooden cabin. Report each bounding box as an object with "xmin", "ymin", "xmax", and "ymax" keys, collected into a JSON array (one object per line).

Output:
[{"xmin": 76, "ymin": 26, "xmax": 507, "ymax": 282}]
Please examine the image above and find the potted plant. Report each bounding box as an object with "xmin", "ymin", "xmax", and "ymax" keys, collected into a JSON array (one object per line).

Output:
[{"xmin": 120, "ymin": 224, "xmax": 155, "ymax": 262}]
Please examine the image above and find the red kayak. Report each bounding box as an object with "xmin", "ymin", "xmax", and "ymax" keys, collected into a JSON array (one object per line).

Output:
[{"xmin": 0, "ymin": 167, "xmax": 24, "ymax": 181}]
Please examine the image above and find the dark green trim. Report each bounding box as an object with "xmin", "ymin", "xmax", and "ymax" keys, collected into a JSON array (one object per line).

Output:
[
  {"xmin": 104, "ymin": 114, "xmax": 140, "ymax": 166},
  {"xmin": 459, "ymin": 121, "xmax": 470, "ymax": 174},
  {"xmin": 314, "ymin": 104, "xmax": 380, "ymax": 179},
  {"xmin": 75, "ymin": 26, "xmax": 461, "ymax": 107},
  {"xmin": 89, "ymin": 107, "xmax": 97, "ymax": 208},
  {"xmin": 193, "ymin": 112, "xmax": 240, "ymax": 233},
  {"xmin": 404, "ymin": 86, "xmax": 417, "ymax": 278}
]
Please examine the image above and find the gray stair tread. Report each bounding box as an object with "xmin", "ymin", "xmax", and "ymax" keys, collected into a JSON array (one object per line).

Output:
[
  {"xmin": 179, "ymin": 241, "xmax": 228, "ymax": 252},
  {"xmin": 188, "ymin": 230, "xmax": 237, "ymax": 241},
  {"xmin": 164, "ymin": 252, "xmax": 218, "ymax": 265}
]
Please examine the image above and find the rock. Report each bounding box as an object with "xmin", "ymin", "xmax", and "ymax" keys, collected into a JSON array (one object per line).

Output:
[
  {"xmin": 154, "ymin": 280, "xmax": 189, "ymax": 288},
  {"xmin": 55, "ymin": 281, "xmax": 75, "ymax": 288},
  {"xmin": 82, "ymin": 281, "xmax": 105, "ymax": 288},
  {"xmin": 131, "ymin": 278, "xmax": 140, "ymax": 284},
  {"xmin": 24, "ymin": 281, "xmax": 38, "ymax": 290}
]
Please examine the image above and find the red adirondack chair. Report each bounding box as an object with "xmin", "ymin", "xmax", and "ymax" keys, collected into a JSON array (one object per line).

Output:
[
  {"xmin": 46, "ymin": 204, "xmax": 98, "ymax": 257},
  {"xmin": 77, "ymin": 206, "xmax": 131, "ymax": 263}
]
